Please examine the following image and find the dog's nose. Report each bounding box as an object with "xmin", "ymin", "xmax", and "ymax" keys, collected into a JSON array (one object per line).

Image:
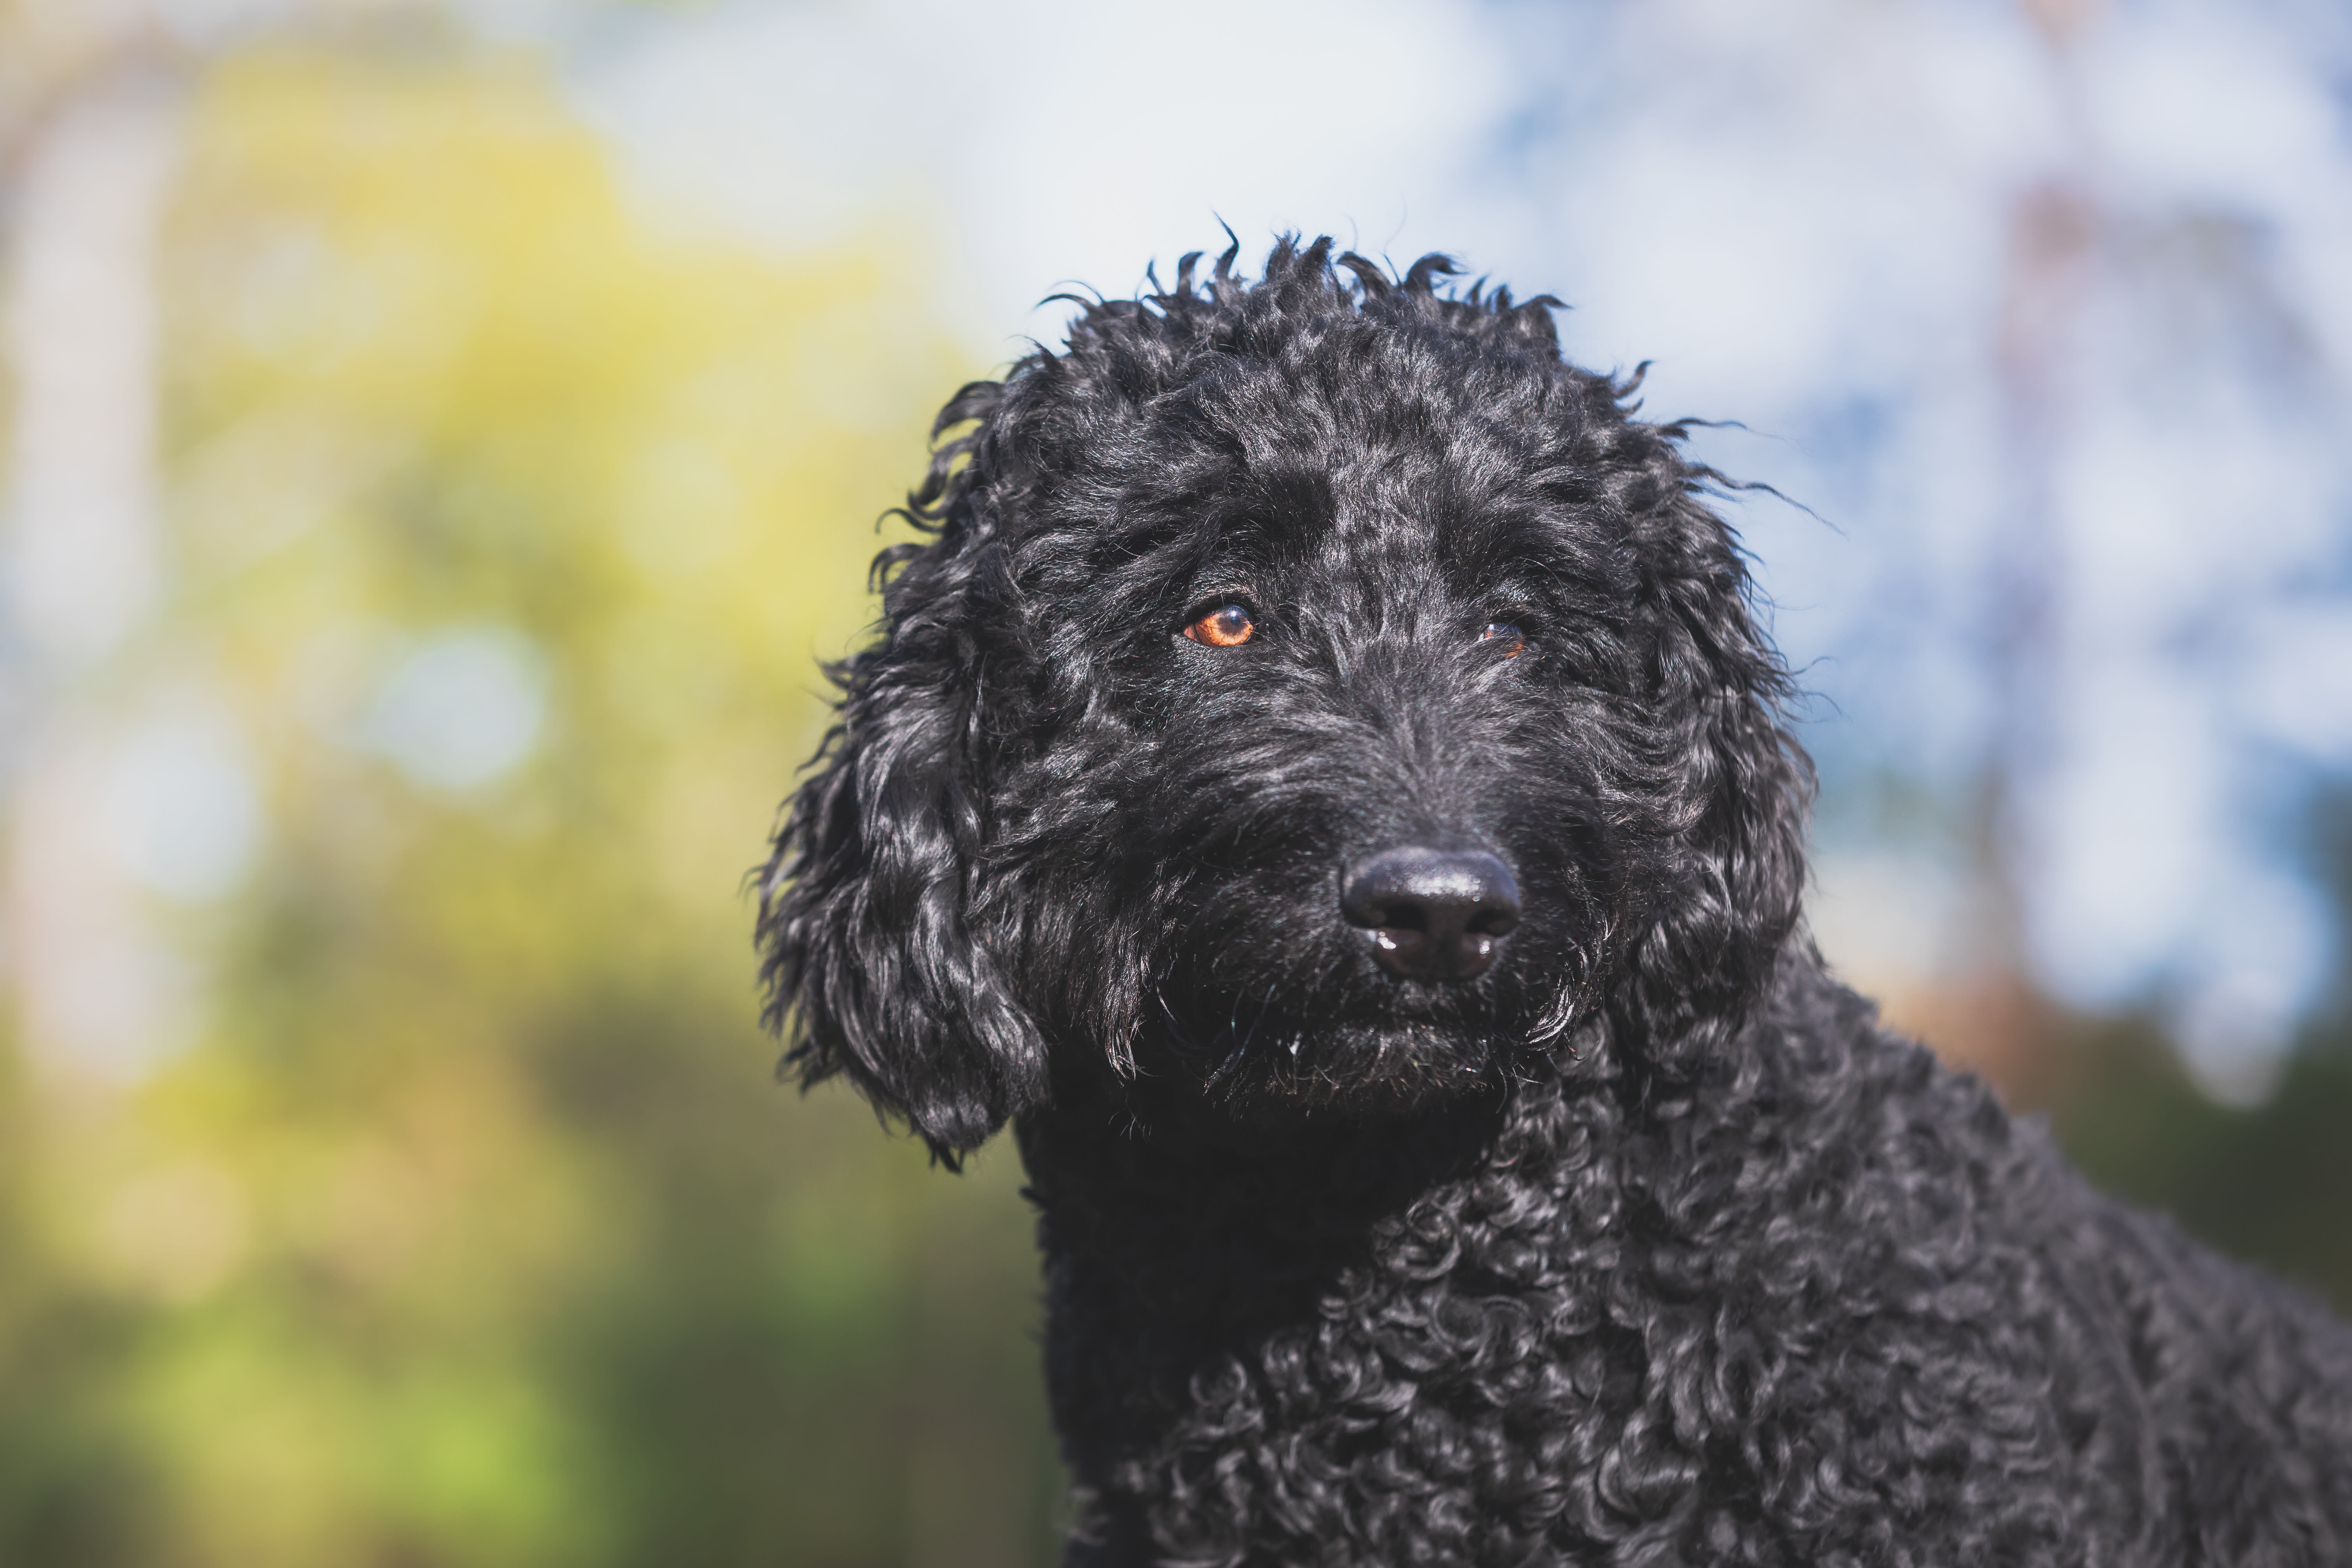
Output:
[{"xmin": 1340, "ymin": 846, "xmax": 1521, "ymax": 983}]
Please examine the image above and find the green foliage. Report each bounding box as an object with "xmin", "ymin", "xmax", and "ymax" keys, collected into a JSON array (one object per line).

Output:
[
  {"xmin": 2046, "ymin": 800, "xmax": 2352, "ymax": 1315},
  {"xmin": 0, "ymin": 43, "xmax": 1058, "ymax": 1568},
  {"xmin": 2048, "ymin": 1021, "xmax": 2352, "ymax": 1314}
]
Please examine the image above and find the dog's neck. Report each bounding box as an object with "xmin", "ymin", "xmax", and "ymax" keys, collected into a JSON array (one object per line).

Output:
[
  {"xmin": 1012, "ymin": 958, "xmax": 1859, "ymax": 1559},
  {"xmin": 1014, "ymin": 1033, "xmax": 1637, "ymax": 1335},
  {"xmin": 1015, "ymin": 955, "xmax": 1803, "ymax": 1248},
  {"xmin": 1018, "ymin": 960, "xmax": 1852, "ymax": 1337}
]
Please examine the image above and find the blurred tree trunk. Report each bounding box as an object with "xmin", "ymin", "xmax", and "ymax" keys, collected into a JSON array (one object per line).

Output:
[
  {"xmin": 1934, "ymin": 0, "xmax": 2102, "ymax": 1092},
  {"xmin": 0, "ymin": 0, "xmax": 470, "ymax": 1077},
  {"xmin": 1, "ymin": 4, "xmax": 188, "ymax": 1077}
]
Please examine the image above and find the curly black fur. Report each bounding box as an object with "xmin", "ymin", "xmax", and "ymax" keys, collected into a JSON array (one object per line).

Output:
[{"xmin": 759, "ymin": 238, "xmax": 2352, "ymax": 1566}]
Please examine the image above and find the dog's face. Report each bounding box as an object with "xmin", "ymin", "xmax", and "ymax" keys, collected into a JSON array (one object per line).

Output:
[
  {"xmin": 760, "ymin": 241, "xmax": 1810, "ymax": 1158},
  {"xmin": 1045, "ymin": 375, "xmax": 1642, "ymax": 1109}
]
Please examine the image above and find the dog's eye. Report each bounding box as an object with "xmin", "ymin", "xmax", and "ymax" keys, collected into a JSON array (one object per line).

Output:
[
  {"xmin": 1183, "ymin": 604, "xmax": 1255, "ymax": 647},
  {"xmin": 1480, "ymin": 620, "xmax": 1526, "ymax": 658}
]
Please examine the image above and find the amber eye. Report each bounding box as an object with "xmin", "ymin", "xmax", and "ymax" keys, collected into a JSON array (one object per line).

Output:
[
  {"xmin": 1480, "ymin": 620, "xmax": 1526, "ymax": 658},
  {"xmin": 1183, "ymin": 604, "xmax": 1255, "ymax": 647}
]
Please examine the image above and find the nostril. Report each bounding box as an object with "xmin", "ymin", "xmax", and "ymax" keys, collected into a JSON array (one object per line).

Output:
[
  {"xmin": 1467, "ymin": 903, "xmax": 1520, "ymax": 938},
  {"xmin": 1339, "ymin": 845, "xmax": 1522, "ymax": 982}
]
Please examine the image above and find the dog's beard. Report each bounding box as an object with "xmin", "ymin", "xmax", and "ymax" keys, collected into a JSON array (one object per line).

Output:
[
  {"xmin": 1153, "ymin": 975, "xmax": 1499, "ymax": 1105},
  {"xmin": 1143, "ymin": 857, "xmax": 1607, "ymax": 1113}
]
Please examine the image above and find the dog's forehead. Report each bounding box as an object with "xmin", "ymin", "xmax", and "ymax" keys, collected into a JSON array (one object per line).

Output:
[
  {"xmin": 1206, "ymin": 345, "xmax": 1539, "ymax": 499},
  {"xmin": 1142, "ymin": 370, "xmax": 1553, "ymax": 554},
  {"xmin": 1176, "ymin": 441, "xmax": 1563, "ymax": 608}
]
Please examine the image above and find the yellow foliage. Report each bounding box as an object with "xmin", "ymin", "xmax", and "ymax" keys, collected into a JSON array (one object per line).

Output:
[{"xmin": 2, "ymin": 39, "xmax": 1055, "ymax": 1568}]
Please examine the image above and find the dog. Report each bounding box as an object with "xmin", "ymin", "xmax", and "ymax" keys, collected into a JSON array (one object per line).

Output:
[{"xmin": 758, "ymin": 238, "xmax": 2352, "ymax": 1566}]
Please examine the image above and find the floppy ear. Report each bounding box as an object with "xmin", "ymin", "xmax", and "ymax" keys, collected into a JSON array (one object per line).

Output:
[
  {"xmin": 1612, "ymin": 463, "xmax": 1815, "ymax": 1070},
  {"xmin": 757, "ymin": 390, "xmax": 1049, "ymax": 1164}
]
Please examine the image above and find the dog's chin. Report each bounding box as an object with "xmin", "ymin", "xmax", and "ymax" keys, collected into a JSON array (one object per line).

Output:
[
  {"xmin": 1145, "ymin": 924, "xmax": 1593, "ymax": 1118},
  {"xmin": 1271, "ymin": 1022, "xmax": 1516, "ymax": 1108},
  {"xmin": 1158, "ymin": 1012, "xmax": 1520, "ymax": 1117}
]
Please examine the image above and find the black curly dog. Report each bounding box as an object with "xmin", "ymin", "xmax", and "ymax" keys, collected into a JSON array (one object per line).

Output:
[{"xmin": 759, "ymin": 238, "xmax": 2352, "ymax": 1566}]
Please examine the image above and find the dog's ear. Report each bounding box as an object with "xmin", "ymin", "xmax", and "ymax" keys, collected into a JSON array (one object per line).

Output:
[
  {"xmin": 1611, "ymin": 434, "xmax": 1815, "ymax": 1069},
  {"xmin": 757, "ymin": 386, "xmax": 1049, "ymax": 1165}
]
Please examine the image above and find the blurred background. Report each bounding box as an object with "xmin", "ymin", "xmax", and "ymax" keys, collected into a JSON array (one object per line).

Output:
[{"xmin": 0, "ymin": 0, "xmax": 2347, "ymax": 1562}]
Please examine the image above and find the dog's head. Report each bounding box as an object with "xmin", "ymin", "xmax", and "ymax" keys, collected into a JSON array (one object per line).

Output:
[{"xmin": 759, "ymin": 238, "xmax": 1811, "ymax": 1160}]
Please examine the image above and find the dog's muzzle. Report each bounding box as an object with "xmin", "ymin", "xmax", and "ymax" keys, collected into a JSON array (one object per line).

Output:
[{"xmin": 1340, "ymin": 845, "xmax": 1521, "ymax": 983}]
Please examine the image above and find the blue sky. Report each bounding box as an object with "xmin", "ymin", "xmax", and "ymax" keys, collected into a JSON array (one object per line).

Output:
[{"xmin": 566, "ymin": 0, "xmax": 2352, "ymax": 1093}]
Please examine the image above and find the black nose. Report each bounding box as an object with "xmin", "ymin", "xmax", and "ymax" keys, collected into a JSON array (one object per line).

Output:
[{"xmin": 1340, "ymin": 845, "xmax": 1522, "ymax": 983}]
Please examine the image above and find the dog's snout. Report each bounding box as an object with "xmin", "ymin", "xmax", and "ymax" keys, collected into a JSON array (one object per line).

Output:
[{"xmin": 1340, "ymin": 846, "xmax": 1521, "ymax": 982}]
